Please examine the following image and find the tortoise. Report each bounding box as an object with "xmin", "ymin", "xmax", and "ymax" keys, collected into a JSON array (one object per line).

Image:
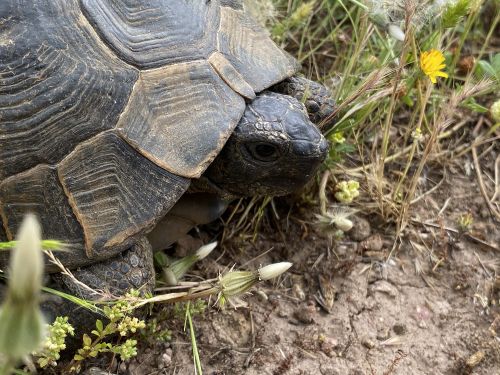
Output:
[{"xmin": 0, "ymin": 0, "xmax": 333, "ymax": 315}]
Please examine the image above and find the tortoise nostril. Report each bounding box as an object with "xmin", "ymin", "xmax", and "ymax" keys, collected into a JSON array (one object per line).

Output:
[{"xmin": 292, "ymin": 137, "xmax": 329, "ymax": 157}]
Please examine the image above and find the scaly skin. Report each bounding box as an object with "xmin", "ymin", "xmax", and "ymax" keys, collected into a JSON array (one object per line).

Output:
[
  {"xmin": 43, "ymin": 84, "xmax": 331, "ymax": 344},
  {"xmin": 42, "ymin": 238, "xmax": 154, "ymax": 348},
  {"xmin": 272, "ymin": 76, "xmax": 335, "ymax": 126}
]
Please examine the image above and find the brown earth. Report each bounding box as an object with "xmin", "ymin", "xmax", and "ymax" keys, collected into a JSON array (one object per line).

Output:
[{"xmin": 110, "ymin": 163, "xmax": 499, "ymax": 375}]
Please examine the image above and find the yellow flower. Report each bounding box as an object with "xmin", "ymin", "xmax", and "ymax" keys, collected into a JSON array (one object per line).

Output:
[{"xmin": 420, "ymin": 49, "xmax": 449, "ymax": 84}]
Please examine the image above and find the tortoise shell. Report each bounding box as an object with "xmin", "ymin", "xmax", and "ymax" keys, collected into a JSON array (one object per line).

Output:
[{"xmin": 0, "ymin": 0, "xmax": 298, "ymax": 269}]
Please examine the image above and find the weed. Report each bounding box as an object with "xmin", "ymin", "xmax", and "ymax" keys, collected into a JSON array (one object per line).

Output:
[{"xmin": 67, "ymin": 290, "xmax": 146, "ymax": 373}]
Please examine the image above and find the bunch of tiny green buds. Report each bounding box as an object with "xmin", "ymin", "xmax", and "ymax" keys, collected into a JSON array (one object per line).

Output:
[
  {"xmin": 71, "ymin": 289, "xmax": 146, "ymax": 371},
  {"xmin": 117, "ymin": 316, "xmax": 146, "ymax": 337},
  {"xmin": 330, "ymin": 132, "xmax": 346, "ymax": 144},
  {"xmin": 111, "ymin": 339, "xmax": 138, "ymax": 360},
  {"xmin": 36, "ymin": 317, "xmax": 75, "ymax": 368},
  {"xmin": 335, "ymin": 180, "xmax": 360, "ymax": 203}
]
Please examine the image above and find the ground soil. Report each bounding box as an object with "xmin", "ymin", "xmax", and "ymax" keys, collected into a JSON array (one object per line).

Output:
[{"xmin": 109, "ymin": 158, "xmax": 499, "ymax": 375}]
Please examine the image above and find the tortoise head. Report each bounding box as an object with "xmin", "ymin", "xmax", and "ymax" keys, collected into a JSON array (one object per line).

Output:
[{"xmin": 203, "ymin": 92, "xmax": 329, "ymax": 197}]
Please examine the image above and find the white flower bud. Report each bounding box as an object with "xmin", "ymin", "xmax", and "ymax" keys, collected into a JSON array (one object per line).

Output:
[
  {"xmin": 333, "ymin": 217, "xmax": 354, "ymax": 232},
  {"xmin": 0, "ymin": 214, "xmax": 46, "ymax": 359},
  {"xmin": 196, "ymin": 241, "xmax": 217, "ymax": 260},
  {"xmin": 10, "ymin": 214, "xmax": 44, "ymax": 300},
  {"xmin": 388, "ymin": 24, "xmax": 405, "ymax": 41},
  {"xmin": 258, "ymin": 262, "xmax": 293, "ymax": 281}
]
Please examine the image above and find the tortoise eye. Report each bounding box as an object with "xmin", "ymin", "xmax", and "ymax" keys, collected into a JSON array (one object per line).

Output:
[{"xmin": 246, "ymin": 142, "xmax": 280, "ymax": 162}]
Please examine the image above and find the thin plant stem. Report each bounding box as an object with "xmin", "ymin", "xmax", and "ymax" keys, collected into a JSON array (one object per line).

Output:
[
  {"xmin": 448, "ymin": 0, "xmax": 484, "ymax": 79},
  {"xmin": 376, "ymin": 41, "xmax": 412, "ymax": 216},
  {"xmin": 393, "ymin": 81, "xmax": 433, "ymax": 199},
  {"xmin": 185, "ymin": 302, "xmax": 203, "ymax": 375}
]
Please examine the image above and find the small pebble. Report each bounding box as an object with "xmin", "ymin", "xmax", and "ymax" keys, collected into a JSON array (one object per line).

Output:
[
  {"xmin": 369, "ymin": 280, "xmax": 399, "ymax": 298},
  {"xmin": 84, "ymin": 368, "xmax": 117, "ymax": 375},
  {"xmin": 393, "ymin": 323, "xmax": 407, "ymax": 335},
  {"xmin": 361, "ymin": 338, "xmax": 376, "ymax": 349},
  {"xmin": 349, "ymin": 217, "xmax": 371, "ymax": 241},
  {"xmin": 158, "ymin": 350, "xmax": 172, "ymax": 369},
  {"xmin": 418, "ymin": 321, "xmax": 428, "ymax": 329},
  {"xmin": 293, "ymin": 303, "xmax": 316, "ymax": 324},
  {"xmin": 359, "ymin": 234, "xmax": 383, "ymax": 252},
  {"xmin": 466, "ymin": 351, "xmax": 485, "ymax": 368},
  {"xmin": 376, "ymin": 328, "xmax": 390, "ymax": 341}
]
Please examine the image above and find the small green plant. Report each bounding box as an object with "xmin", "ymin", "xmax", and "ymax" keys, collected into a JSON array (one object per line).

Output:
[
  {"xmin": 68, "ymin": 290, "xmax": 145, "ymax": 373},
  {"xmin": 457, "ymin": 212, "xmax": 474, "ymax": 232},
  {"xmin": 173, "ymin": 300, "xmax": 207, "ymax": 320},
  {"xmin": 35, "ymin": 317, "xmax": 75, "ymax": 368},
  {"xmin": 441, "ymin": 0, "xmax": 472, "ymax": 28},
  {"xmin": 271, "ymin": 1, "xmax": 315, "ymax": 40},
  {"xmin": 476, "ymin": 53, "xmax": 500, "ymax": 83},
  {"xmin": 334, "ymin": 180, "xmax": 360, "ymax": 203},
  {"xmin": 142, "ymin": 318, "xmax": 172, "ymax": 343}
]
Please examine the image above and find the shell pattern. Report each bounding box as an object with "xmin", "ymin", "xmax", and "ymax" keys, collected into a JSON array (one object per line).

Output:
[{"xmin": 0, "ymin": 0, "xmax": 298, "ymax": 269}]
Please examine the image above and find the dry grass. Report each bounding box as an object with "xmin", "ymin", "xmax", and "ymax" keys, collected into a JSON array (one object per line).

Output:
[{"xmin": 234, "ymin": 0, "xmax": 500, "ymax": 254}]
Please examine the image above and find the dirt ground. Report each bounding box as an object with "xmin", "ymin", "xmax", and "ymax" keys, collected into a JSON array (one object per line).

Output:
[{"xmin": 106, "ymin": 159, "xmax": 499, "ymax": 375}]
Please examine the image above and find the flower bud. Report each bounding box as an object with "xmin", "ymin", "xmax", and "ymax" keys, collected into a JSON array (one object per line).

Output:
[
  {"xmin": 0, "ymin": 214, "xmax": 46, "ymax": 359},
  {"xmin": 335, "ymin": 180, "xmax": 360, "ymax": 203},
  {"xmin": 388, "ymin": 24, "xmax": 405, "ymax": 41},
  {"xmin": 258, "ymin": 262, "xmax": 293, "ymax": 281},
  {"xmin": 9, "ymin": 214, "xmax": 44, "ymax": 300},
  {"xmin": 219, "ymin": 271, "xmax": 257, "ymax": 297},
  {"xmin": 491, "ymin": 99, "xmax": 500, "ymax": 122},
  {"xmin": 333, "ymin": 217, "xmax": 354, "ymax": 232},
  {"xmin": 195, "ymin": 241, "xmax": 217, "ymax": 260}
]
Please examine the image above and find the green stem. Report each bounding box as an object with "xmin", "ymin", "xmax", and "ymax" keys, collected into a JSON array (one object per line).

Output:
[
  {"xmin": 185, "ymin": 302, "xmax": 203, "ymax": 375},
  {"xmin": 448, "ymin": 0, "xmax": 484, "ymax": 79},
  {"xmin": 377, "ymin": 34, "xmax": 412, "ymax": 216},
  {"xmin": 464, "ymin": 6, "xmax": 500, "ymax": 85},
  {"xmin": 393, "ymin": 81, "xmax": 433, "ymax": 200}
]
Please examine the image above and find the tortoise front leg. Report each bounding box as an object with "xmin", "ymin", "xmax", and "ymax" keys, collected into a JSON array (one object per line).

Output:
[
  {"xmin": 147, "ymin": 193, "xmax": 230, "ymax": 251},
  {"xmin": 271, "ymin": 76, "xmax": 335, "ymax": 125}
]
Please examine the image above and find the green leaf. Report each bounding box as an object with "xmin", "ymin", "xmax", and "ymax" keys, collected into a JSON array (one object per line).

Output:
[
  {"xmin": 401, "ymin": 95, "xmax": 414, "ymax": 107},
  {"xmin": 73, "ymin": 354, "xmax": 85, "ymax": 361},
  {"xmin": 96, "ymin": 319, "xmax": 103, "ymax": 333},
  {"xmin": 461, "ymin": 98, "xmax": 489, "ymax": 113},
  {"xmin": 491, "ymin": 53, "xmax": 500, "ymax": 72},
  {"xmin": 477, "ymin": 60, "xmax": 497, "ymax": 78},
  {"xmin": 82, "ymin": 333, "xmax": 92, "ymax": 347}
]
